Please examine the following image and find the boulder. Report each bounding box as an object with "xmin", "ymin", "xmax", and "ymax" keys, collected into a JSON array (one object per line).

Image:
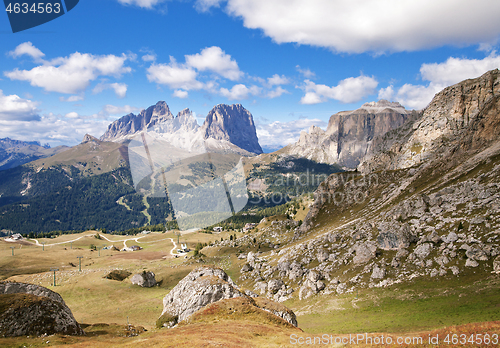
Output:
[
  {"xmin": 0, "ymin": 282, "xmax": 65, "ymax": 304},
  {"xmin": 159, "ymin": 266, "xmax": 245, "ymax": 327},
  {"xmin": 0, "ymin": 282, "xmax": 83, "ymax": 337},
  {"xmin": 131, "ymin": 271, "xmax": 157, "ymax": 287},
  {"xmin": 376, "ymin": 222, "xmax": 416, "ymax": 250},
  {"xmin": 352, "ymin": 241, "xmax": 377, "ymax": 264},
  {"xmin": 493, "ymin": 256, "xmax": 500, "ymax": 273},
  {"xmin": 267, "ymin": 279, "xmax": 284, "ymax": 294}
]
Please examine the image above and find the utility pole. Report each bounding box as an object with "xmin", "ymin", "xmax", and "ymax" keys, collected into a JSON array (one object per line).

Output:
[
  {"xmin": 77, "ymin": 256, "xmax": 83, "ymax": 272},
  {"xmin": 42, "ymin": 242, "xmax": 46, "ymax": 251},
  {"xmin": 98, "ymin": 247, "xmax": 101, "ymax": 257},
  {"xmin": 50, "ymin": 268, "xmax": 59, "ymax": 286},
  {"xmin": 70, "ymin": 241, "xmax": 73, "ymax": 249},
  {"xmin": 10, "ymin": 247, "xmax": 15, "ymax": 256}
]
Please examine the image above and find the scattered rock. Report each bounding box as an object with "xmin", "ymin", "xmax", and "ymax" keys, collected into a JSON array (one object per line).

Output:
[{"xmin": 131, "ymin": 271, "xmax": 157, "ymax": 287}]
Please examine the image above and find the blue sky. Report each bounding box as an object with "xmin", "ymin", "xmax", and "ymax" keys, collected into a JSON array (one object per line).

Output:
[{"xmin": 1, "ymin": 0, "xmax": 500, "ymax": 151}]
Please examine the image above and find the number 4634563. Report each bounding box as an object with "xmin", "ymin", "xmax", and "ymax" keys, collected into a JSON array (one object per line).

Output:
[{"xmin": 6, "ymin": 2, "xmax": 62, "ymax": 14}]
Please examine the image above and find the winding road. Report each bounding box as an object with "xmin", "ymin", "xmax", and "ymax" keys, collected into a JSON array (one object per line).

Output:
[{"xmin": 28, "ymin": 232, "xmax": 180, "ymax": 256}]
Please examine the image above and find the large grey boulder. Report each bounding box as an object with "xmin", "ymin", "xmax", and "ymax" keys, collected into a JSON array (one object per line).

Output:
[
  {"xmin": 159, "ymin": 266, "xmax": 245, "ymax": 327},
  {"xmin": 376, "ymin": 222, "xmax": 416, "ymax": 250},
  {"xmin": 0, "ymin": 282, "xmax": 65, "ymax": 304},
  {"xmin": 131, "ymin": 271, "xmax": 157, "ymax": 287},
  {"xmin": 158, "ymin": 266, "xmax": 297, "ymax": 328},
  {"xmin": 0, "ymin": 282, "xmax": 84, "ymax": 337}
]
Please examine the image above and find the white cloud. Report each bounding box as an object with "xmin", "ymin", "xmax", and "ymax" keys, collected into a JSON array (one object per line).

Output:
[
  {"xmin": 8, "ymin": 42, "xmax": 45, "ymax": 61},
  {"xmin": 220, "ymin": 84, "xmax": 260, "ymax": 100},
  {"xmin": 93, "ymin": 82, "xmax": 128, "ymax": 98},
  {"xmin": 194, "ymin": 0, "xmax": 224, "ymax": 12},
  {"xmin": 393, "ymin": 53, "xmax": 500, "ymax": 109},
  {"xmin": 300, "ymin": 75, "xmax": 378, "ymax": 104},
  {"xmin": 221, "ymin": 0, "xmax": 500, "ymax": 53},
  {"xmin": 296, "ymin": 65, "xmax": 315, "ymax": 78},
  {"xmin": 142, "ymin": 54, "xmax": 156, "ymax": 62},
  {"xmin": 420, "ymin": 53, "xmax": 500, "ymax": 86},
  {"xmin": 0, "ymin": 90, "xmax": 40, "ymax": 121},
  {"xmin": 0, "ymin": 113, "xmax": 110, "ymax": 146},
  {"xmin": 65, "ymin": 112, "xmax": 80, "ymax": 119},
  {"xmin": 256, "ymin": 118, "xmax": 327, "ymax": 148},
  {"xmin": 117, "ymin": 0, "xmax": 164, "ymax": 9},
  {"xmin": 99, "ymin": 104, "xmax": 140, "ymax": 117},
  {"xmin": 147, "ymin": 58, "xmax": 204, "ymax": 90},
  {"xmin": 267, "ymin": 74, "xmax": 290, "ymax": 86},
  {"xmin": 5, "ymin": 50, "xmax": 131, "ymax": 94},
  {"xmin": 378, "ymin": 85, "xmax": 395, "ymax": 101},
  {"xmin": 267, "ymin": 86, "xmax": 289, "ymax": 99},
  {"xmin": 173, "ymin": 90, "xmax": 189, "ymax": 99},
  {"xmin": 185, "ymin": 46, "xmax": 242, "ymax": 81},
  {"xmin": 59, "ymin": 95, "xmax": 84, "ymax": 102}
]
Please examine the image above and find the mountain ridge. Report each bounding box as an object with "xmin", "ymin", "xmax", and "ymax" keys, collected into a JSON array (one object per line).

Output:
[{"xmin": 101, "ymin": 102, "xmax": 263, "ymax": 155}]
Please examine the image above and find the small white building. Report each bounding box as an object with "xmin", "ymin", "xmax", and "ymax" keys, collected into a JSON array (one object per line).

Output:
[{"xmin": 213, "ymin": 226, "xmax": 223, "ymax": 232}]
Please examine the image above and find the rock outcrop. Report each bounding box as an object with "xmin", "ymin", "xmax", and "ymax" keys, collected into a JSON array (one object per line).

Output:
[
  {"xmin": 131, "ymin": 271, "xmax": 157, "ymax": 287},
  {"xmin": 101, "ymin": 101, "xmax": 174, "ymax": 142},
  {"xmin": 359, "ymin": 69, "xmax": 500, "ymax": 173},
  {"xmin": 0, "ymin": 282, "xmax": 83, "ymax": 337},
  {"xmin": 201, "ymin": 104, "xmax": 263, "ymax": 154},
  {"xmin": 284, "ymin": 100, "xmax": 412, "ymax": 168},
  {"xmin": 158, "ymin": 266, "xmax": 297, "ymax": 328}
]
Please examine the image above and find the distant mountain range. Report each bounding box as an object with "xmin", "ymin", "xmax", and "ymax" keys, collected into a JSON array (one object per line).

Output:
[
  {"xmin": 0, "ymin": 138, "xmax": 68, "ymax": 171},
  {"xmin": 101, "ymin": 101, "xmax": 263, "ymax": 155}
]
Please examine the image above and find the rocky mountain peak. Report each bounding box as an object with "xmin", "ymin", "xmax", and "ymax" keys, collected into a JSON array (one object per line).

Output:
[
  {"xmin": 358, "ymin": 100, "xmax": 408, "ymax": 114},
  {"xmin": 100, "ymin": 101, "xmax": 174, "ymax": 142},
  {"xmin": 82, "ymin": 134, "xmax": 100, "ymax": 144},
  {"xmin": 202, "ymin": 104, "xmax": 263, "ymax": 154},
  {"xmin": 284, "ymin": 100, "xmax": 411, "ymax": 168}
]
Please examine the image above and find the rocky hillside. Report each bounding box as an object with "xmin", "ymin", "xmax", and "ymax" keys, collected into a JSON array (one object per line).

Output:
[
  {"xmin": 359, "ymin": 69, "xmax": 500, "ymax": 173},
  {"xmin": 207, "ymin": 70, "xmax": 500, "ymax": 303},
  {"xmin": 284, "ymin": 100, "xmax": 414, "ymax": 168},
  {"xmin": 101, "ymin": 101, "xmax": 262, "ymax": 155}
]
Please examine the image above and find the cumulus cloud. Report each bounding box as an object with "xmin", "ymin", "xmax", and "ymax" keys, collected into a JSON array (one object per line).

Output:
[
  {"xmin": 8, "ymin": 42, "xmax": 45, "ymax": 61},
  {"xmin": 65, "ymin": 112, "xmax": 79, "ymax": 119},
  {"xmin": 185, "ymin": 46, "xmax": 242, "ymax": 81},
  {"xmin": 378, "ymin": 85, "xmax": 395, "ymax": 101},
  {"xmin": 142, "ymin": 54, "xmax": 156, "ymax": 62},
  {"xmin": 219, "ymin": 0, "xmax": 500, "ymax": 53},
  {"xmin": 220, "ymin": 84, "xmax": 260, "ymax": 100},
  {"xmin": 392, "ymin": 53, "xmax": 500, "ymax": 109},
  {"xmin": 0, "ymin": 90, "xmax": 40, "ymax": 121},
  {"xmin": 299, "ymin": 75, "xmax": 378, "ymax": 104},
  {"xmin": 296, "ymin": 65, "xmax": 315, "ymax": 79},
  {"xmin": 194, "ymin": 0, "xmax": 225, "ymax": 12},
  {"xmin": 267, "ymin": 74, "xmax": 290, "ymax": 86},
  {"xmin": 0, "ymin": 113, "xmax": 110, "ymax": 146},
  {"xmin": 256, "ymin": 118, "xmax": 327, "ymax": 149},
  {"xmin": 147, "ymin": 58, "xmax": 204, "ymax": 90},
  {"xmin": 93, "ymin": 82, "xmax": 128, "ymax": 98},
  {"xmin": 267, "ymin": 86, "xmax": 289, "ymax": 99},
  {"xmin": 98, "ymin": 104, "xmax": 141, "ymax": 117},
  {"xmin": 117, "ymin": 0, "xmax": 164, "ymax": 9},
  {"xmin": 59, "ymin": 95, "xmax": 84, "ymax": 102},
  {"xmin": 173, "ymin": 90, "xmax": 189, "ymax": 98},
  {"xmin": 5, "ymin": 47, "xmax": 131, "ymax": 94}
]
